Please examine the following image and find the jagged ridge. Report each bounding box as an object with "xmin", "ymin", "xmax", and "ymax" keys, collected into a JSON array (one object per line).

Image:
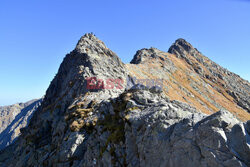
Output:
[
  {"xmin": 127, "ymin": 38, "xmax": 250, "ymax": 121},
  {"xmin": 0, "ymin": 34, "xmax": 249, "ymax": 167}
]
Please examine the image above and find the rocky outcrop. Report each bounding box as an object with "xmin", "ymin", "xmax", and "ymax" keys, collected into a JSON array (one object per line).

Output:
[
  {"xmin": 0, "ymin": 34, "xmax": 249, "ymax": 167},
  {"xmin": 0, "ymin": 99, "xmax": 41, "ymax": 150},
  {"xmin": 130, "ymin": 48, "xmax": 166, "ymax": 64},
  {"xmin": 81, "ymin": 87, "xmax": 249, "ymax": 167}
]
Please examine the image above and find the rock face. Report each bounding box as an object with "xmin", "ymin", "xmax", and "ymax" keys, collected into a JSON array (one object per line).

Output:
[
  {"xmin": 82, "ymin": 88, "xmax": 250, "ymax": 167},
  {"xmin": 0, "ymin": 99, "xmax": 41, "ymax": 150},
  {"xmin": 0, "ymin": 34, "xmax": 249, "ymax": 167}
]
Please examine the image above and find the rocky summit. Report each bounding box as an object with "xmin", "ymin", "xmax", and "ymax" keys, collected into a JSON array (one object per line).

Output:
[{"xmin": 0, "ymin": 33, "xmax": 249, "ymax": 167}]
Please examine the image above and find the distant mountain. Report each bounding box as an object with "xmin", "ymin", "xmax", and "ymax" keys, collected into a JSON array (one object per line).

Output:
[
  {"xmin": 0, "ymin": 34, "xmax": 249, "ymax": 167},
  {"xmin": 0, "ymin": 99, "xmax": 42, "ymax": 150}
]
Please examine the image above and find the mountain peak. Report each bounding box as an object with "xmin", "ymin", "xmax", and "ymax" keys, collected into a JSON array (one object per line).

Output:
[
  {"xmin": 75, "ymin": 33, "xmax": 108, "ymax": 54},
  {"xmin": 44, "ymin": 33, "xmax": 126, "ymax": 108},
  {"xmin": 130, "ymin": 47, "xmax": 165, "ymax": 64},
  {"xmin": 168, "ymin": 38, "xmax": 194, "ymax": 55},
  {"xmin": 175, "ymin": 38, "xmax": 191, "ymax": 45},
  {"xmin": 78, "ymin": 33, "xmax": 100, "ymax": 44}
]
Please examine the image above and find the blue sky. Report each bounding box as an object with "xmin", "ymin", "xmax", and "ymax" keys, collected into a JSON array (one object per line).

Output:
[{"xmin": 0, "ymin": 0, "xmax": 249, "ymax": 106}]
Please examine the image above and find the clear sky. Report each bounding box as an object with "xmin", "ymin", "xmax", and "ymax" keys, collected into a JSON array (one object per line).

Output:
[{"xmin": 0, "ymin": 0, "xmax": 249, "ymax": 106}]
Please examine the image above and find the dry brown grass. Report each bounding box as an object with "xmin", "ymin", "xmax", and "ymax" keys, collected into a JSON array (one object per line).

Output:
[{"xmin": 126, "ymin": 53, "xmax": 250, "ymax": 121}]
